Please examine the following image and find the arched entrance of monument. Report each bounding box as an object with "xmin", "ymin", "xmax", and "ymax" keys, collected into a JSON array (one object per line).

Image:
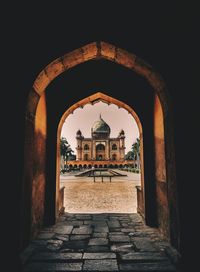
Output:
[
  {"xmin": 96, "ymin": 144, "xmax": 105, "ymax": 161},
  {"xmin": 58, "ymin": 94, "xmax": 142, "ymax": 214},
  {"xmin": 22, "ymin": 42, "xmax": 180, "ymax": 253},
  {"xmin": 112, "ymin": 154, "xmax": 116, "ymax": 161}
]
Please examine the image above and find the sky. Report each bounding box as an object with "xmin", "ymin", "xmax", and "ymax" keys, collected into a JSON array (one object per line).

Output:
[{"xmin": 61, "ymin": 102, "xmax": 139, "ymax": 154}]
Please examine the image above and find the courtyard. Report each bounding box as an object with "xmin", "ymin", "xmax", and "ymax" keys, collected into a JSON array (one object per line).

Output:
[{"xmin": 60, "ymin": 171, "xmax": 141, "ymax": 214}]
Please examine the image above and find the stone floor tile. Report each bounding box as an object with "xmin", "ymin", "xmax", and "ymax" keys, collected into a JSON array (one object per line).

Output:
[
  {"xmin": 111, "ymin": 243, "xmax": 135, "ymax": 252},
  {"xmin": 24, "ymin": 262, "xmax": 83, "ymax": 271},
  {"xmin": 107, "ymin": 220, "xmax": 121, "ymax": 228},
  {"xmin": 54, "ymin": 226, "xmax": 73, "ymax": 235},
  {"xmin": 72, "ymin": 226, "xmax": 92, "ymax": 235},
  {"xmin": 86, "ymin": 245, "xmax": 110, "ymax": 252},
  {"xmin": 31, "ymin": 252, "xmax": 83, "ymax": 261},
  {"xmin": 88, "ymin": 238, "xmax": 108, "ymax": 246},
  {"xmin": 109, "ymin": 228, "xmax": 121, "ymax": 232},
  {"xmin": 132, "ymin": 237, "xmax": 157, "ymax": 252},
  {"xmin": 83, "ymin": 220, "xmax": 94, "ymax": 225},
  {"xmin": 22, "ymin": 213, "xmax": 178, "ymax": 271},
  {"xmin": 94, "ymin": 226, "xmax": 109, "ymax": 233},
  {"xmin": 75, "ymin": 215, "xmax": 92, "ymax": 220},
  {"xmin": 119, "ymin": 261, "xmax": 176, "ymax": 271},
  {"xmin": 70, "ymin": 235, "xmax": 90, "ymax": 241},
  {"xmin": 93, "ymin": 232, "xmax": 107, "ymax": 238},
  {"xmin": 119, "ymin": 251, "xmax": 168, "ymax": 261},
  {"xmin": 109, "ymin": 232, "xmax": 124, "ymax": 235},
  {"xmin": 121, "ymin": 228, "xmax": 135, "ymax": 233},
  {"xmin": 61, "ymin": 240, "xmax": 88, "ymax": 252},
  {"xmin": 83, "ymin": 259, "xmax": 118, "ymax": 271},
  {"xmin": 83, "ymin": 252, "xmax": 116, "ymax": 259},
  {"xmin": 46, "ymin": 240, "xmax": 63, "ymax": 251},
  {"xmin": 109, "ymin": 235, "xmax": 130, "ymax": 243},
  {"xmin": 54, "ymin": 235, "xmax": 69, "ymax": 241},
  {"xmin": 65, "ymin": 220, "xmax": 83, "ymax": 226}
]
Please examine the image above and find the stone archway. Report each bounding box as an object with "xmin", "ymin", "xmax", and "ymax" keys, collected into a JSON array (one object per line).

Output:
[{"xmin": 22, "ymin": 41, "xmax": 179, "ymax": 251}]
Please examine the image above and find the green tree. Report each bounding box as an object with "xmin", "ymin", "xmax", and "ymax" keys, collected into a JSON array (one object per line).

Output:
[
  {"xmin": 132, "ymin": 138, "xmax": 140, "ymax": 160},
  {"xmin": 125, "ymin": 138, "xmax": 140, "ymax": 161},
  {"xmin": 125, "ymin": 151, "xmax": 134, "ymax": 160},
  {"xmin": 60, "ymin": 137, "xmax": 75, "ymax": 169}
]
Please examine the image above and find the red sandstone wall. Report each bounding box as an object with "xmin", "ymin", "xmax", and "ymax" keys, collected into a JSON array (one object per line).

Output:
[
  {"xmin": 154, "ymin": 94, "xmax": 169, "ymax": 238},
  {"xmin": 31, "ymin": 93, "xmax": 47, "ymax": 237}
]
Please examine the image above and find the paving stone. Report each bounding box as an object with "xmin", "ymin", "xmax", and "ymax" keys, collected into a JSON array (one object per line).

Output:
[
  {"xmin": 121, "ymin": 228, "xmax": 135, "ymax": 233},
  {"xmin": 132, "ymin": 237, "xmax": 157, "ymax": 252},
  {"xmin": 129, "ymin": 214, "xmax": 142, "ymax": 221},
  {"xmin": 119, "ymin": 261, "xmax": 176, "ymax": 271},
  {"xmin": 129, "ymin": 231, "xmax": 146, "ymax": 237},
  {"xmin": 54, "ymin": 235, "xmax": 69, "ymax": 241},
  {"xmin": 54, "ymin": 226, "xmax": 73, "ymax": 235},
  {"xmin": 93, "ymin": 232, "xmax": 107, "ymax": 238},
  {"xmin": 119, "ymin": 220, "xmax": 131, "ymax": 223},
  {"xmin": 70, "ymin": 235, "xmax": 90, "ymax": 240},
  {"xmin": 88, "ymin": 238, "xmax": 108, "ymax": 246},
  {"xmin": 62, "ymin": 240, "xmax": 87, "ymax": 251},
  {"xmin": 83, "ymin": 259, "xmax": 118, "ymax": 271},
  {"xmin": 129, "ymin": 222, "xmax": 143, "ymax": 227},
  {"xmin": 107, "ymin": 220, "xmax": 121, "ymax": 228},
  {"xmin": 46, "ymin": 240, "xmax": 63, "ymax": 251},
  {"xmin": 31, "ymin": 252, "xmax": 83, "ymax": 261},
  {"xmin": 24, "ymin": 262, "xmax": 83, "ymax": 271},
  {"xmin": 121, "ymin": 223, "xmax": 129, "ymax": 227},
  {"xmin": 94, "ymin": 226, "xmax": 109, "ymax": 232},
  {"xmin": 111, "ymin": 243, "xmax": 135, "ymax": 252},
  {"xmin": 72, "ymin": 226, "xmax": 92, "ymax": 235},
  {"xmin": 109, "ymin": 235, "xmax": 130, "ymax": 243},
  {"xmin": 75, "ymin": 215, "xmax": 92, "ymax": 220},
  {"xmin": 37, "ymin": 232, "xmax": 54, "ymax": 240},
  {"xmin": 86, "ymin": 246, "xmax": 110, "ymax": 252},
  {"xmin": 83, "ymin": 252, "xmax": 116, "ymax": 259},
  {"xmin": 65, "ymin": 220, "xmax": 83, "ymax": 226},
  {"xmin": 109, "ymin": 228, "xmax": 121, "ymax": 232},
  {"xmin": 83, "ymin": 220, "xmax": 93, "ymax": 225},
  {"xmin": 23, "ymin": 213, "xmax": 178, "ymax": 271},
  {"xmin": 109, "ymin": 231, "xmax": 124, "ymax": 235},
  {"xmin": 92, "ymin": 221, "xmax": 108, "ymax": 227},
  {"xmin": 119, "ymin": 252, "xmax": 168, "ymax": 261},
  {"xmin": 92, "ymin": 215, "xmax": 108, "ymax": 220}
]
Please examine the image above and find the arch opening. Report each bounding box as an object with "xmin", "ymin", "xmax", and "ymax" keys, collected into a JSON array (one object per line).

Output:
[
  {"xmin": 59, "ymin": 96, "xmax": 142, "ymax": 214},
  {"xmin": 22, "ymin": 41, "xmax": 179, "ymax": 253}
]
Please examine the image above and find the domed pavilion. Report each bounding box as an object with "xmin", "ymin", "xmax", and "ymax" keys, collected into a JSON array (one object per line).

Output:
[{"xmin": 76, "ymin": 114, "xmax": 125, "ymax": 162}]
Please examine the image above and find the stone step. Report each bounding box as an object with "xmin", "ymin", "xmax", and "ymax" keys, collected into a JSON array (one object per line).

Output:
[
  {"xmin": 119, "ymin": 261, "xmax": 176, "ymax": 271},
  {"xmin": 24, "ymin": 262, "xmax": 83, "ymax": 271}
]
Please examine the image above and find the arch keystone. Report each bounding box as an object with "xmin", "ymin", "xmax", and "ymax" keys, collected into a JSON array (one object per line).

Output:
[
  {"xmin": 82, "ymin": 42, "xmax": 98, "ymax": 61},
  {"xmin": 100, "ymin": 41, "xmax": 116, "ymax": 60}
]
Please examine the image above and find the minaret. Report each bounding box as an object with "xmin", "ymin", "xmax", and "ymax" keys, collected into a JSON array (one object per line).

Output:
[
  {"xmin": 118, "ymin": 129, "xmax": 125, "ymax": 160},
  {"xmin": 76, "ymin": 130, "xmax": 83, "ymax": 161}
]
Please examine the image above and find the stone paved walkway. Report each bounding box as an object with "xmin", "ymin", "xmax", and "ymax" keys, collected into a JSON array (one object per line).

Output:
[{"xmin": 21, "ymin": 213, "xmax": 178, "ymax": 271}]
